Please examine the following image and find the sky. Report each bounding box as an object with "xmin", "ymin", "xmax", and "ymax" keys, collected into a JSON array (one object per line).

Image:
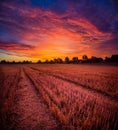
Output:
[{"xmin": 0, "ymin": 0, "xmax": 118, "ymax": 61}]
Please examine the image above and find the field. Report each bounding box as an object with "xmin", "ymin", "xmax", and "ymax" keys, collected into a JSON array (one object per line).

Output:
[{"xmin": 0, "ymin": 64, "xmax": 118, "ymax": 130}]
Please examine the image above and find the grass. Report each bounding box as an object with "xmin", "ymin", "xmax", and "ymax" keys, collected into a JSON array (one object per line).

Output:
[
  {"xmin": 24, "ymin": 65, "xmax": 118, "ymax": 129},
  {"xmin": 0, "ymin": 64, "xmax": 118, "ymax": 130},
  {"xmin": 0, "ymin": 65, "xmax": 20, "ymax": 130}
]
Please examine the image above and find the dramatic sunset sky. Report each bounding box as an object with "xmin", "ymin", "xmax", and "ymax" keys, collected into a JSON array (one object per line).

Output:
[{"xmin": 0, "ymin": 0, "xmax": 118, "ymax": 61}]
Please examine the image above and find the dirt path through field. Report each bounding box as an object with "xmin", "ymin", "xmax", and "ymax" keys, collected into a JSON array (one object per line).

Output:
[{"xmin": 12, "ymin": 67, "xmax": 57, "ymax": 130}]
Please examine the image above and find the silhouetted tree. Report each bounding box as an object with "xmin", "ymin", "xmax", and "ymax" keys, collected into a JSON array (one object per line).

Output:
[
  {"xmin": 57, "ymin": 58, "xmax": 63, "ymax": 63},
  {"xmin": 111, "ymin": 54, "xmax": 118, "ymax": 62},
  {"xmin": 91, "ymin": 56, "xmax": 103, "ymax": 63},
  {"xmin": 12, "ymin": 61, "xmax": 16, "ymax": 64},
  {"xmin": 0, "ymin": 60, "xmax": 7, "ymax": 64},
  {"xmin": 22, "ymin": 60, "xmax": 32, "ymax": 64},
  {"xmin": 37, "ymin": 60, "xmax": 42, "ymax": 63},
  {"xmin": 72, "ymin": 57, "xmax": 79, "ymax": 63},
  {"xmin": 53, "ymin": 58, "xmax": 63, "ymax": 63},
  {"xmin": 54, "ymin": 58, "xmax": 58, "ymax": 63},
  {"xmin": 44, "ymin": 60, "xmax": 50, "ymax": 64},
  {"xmin": 65, "ymin": 57, "xmax": 70, "ymax": 64},
  {"xmin": 82, "ymin": 55, "xmax": 88, "ymax": 60},
  {"xmin": 49, "ymin": 60, "xmax": 54, "ymax": 64},
  {"xmin": 97, "ymin": 58, "xmax": 103, "ymax": 62},
  {"xmin": 105, "ymin": 57, "xmax": 111, "ymax": 62},
  {"xmin": 1, "ymin": 54, "xmax": 118, "ymax": 64}
]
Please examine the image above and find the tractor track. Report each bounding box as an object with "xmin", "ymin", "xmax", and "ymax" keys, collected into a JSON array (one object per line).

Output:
[
  {"xmin": 11, "ymin": 66, "xmax": 58, "ymax": 130},
  {"xmin": 29, "ymin": 66, "xmax": 118, "ymax": 104}
]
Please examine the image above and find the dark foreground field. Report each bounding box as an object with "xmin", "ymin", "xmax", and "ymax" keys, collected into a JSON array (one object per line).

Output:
[{"xmin": 0, "ymin": 64, "xmax": 118, "ymax": 130}]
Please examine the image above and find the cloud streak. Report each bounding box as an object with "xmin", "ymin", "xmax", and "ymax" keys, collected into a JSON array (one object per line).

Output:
[{"xmin": 0, "ymin": 41, "xmax": 34, "ymax": 50}]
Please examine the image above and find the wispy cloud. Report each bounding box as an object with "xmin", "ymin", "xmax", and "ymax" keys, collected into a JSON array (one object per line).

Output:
[{"xmin": 0, "ymin": 41, "xmax": 34, "ymax": 51}]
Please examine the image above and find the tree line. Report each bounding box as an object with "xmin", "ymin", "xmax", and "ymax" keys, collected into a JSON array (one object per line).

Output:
[{"xmin": 0, "ymin": 54, "xmax": 118, "ymax": 64}]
